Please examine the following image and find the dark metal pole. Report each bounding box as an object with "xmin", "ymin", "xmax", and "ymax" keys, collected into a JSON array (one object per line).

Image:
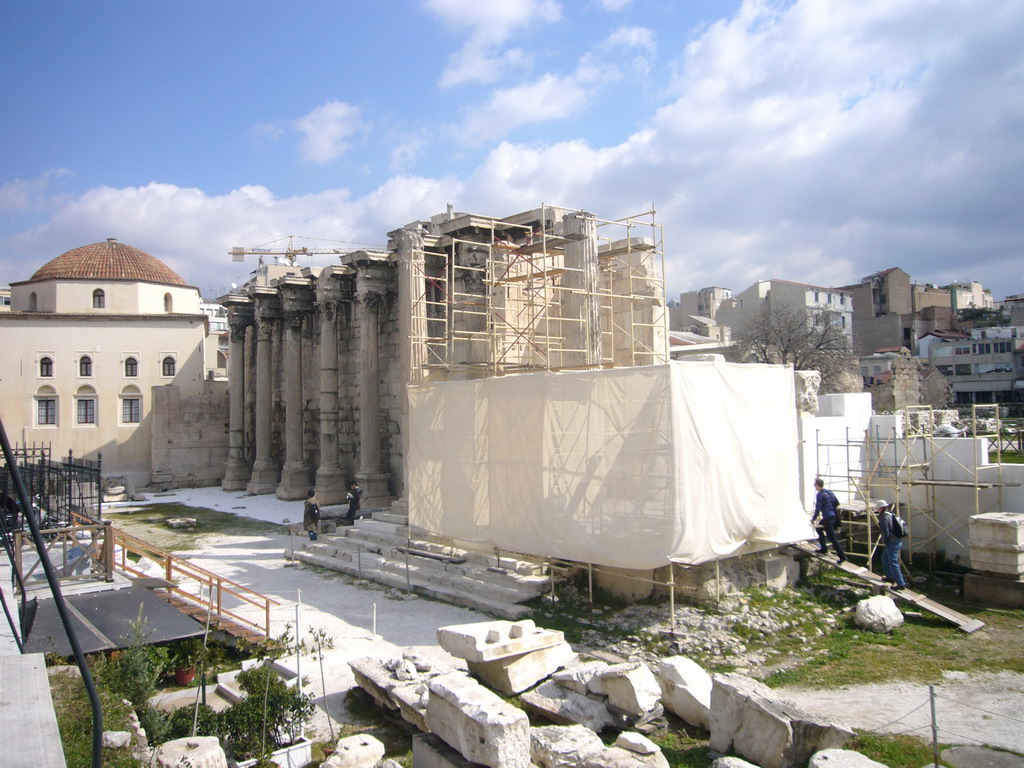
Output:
[{"xmin": 0, "ymin": 420, "xmax": 103, "ymax": 768}]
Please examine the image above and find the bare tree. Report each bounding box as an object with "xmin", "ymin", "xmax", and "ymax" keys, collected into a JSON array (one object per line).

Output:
[{"xmin": 729, "ymin": 303, "xmax": 858, "ymax": 393}]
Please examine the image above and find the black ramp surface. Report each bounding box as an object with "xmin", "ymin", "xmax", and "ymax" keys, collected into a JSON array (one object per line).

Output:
[{"xmin": 23, "ymin": 587, "xmax": 204, "ymax": 655}]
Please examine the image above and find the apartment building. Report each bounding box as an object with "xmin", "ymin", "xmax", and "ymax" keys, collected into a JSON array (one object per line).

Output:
[
  {"xmin": 715, "ymin": 279, "xmax": 853, "ymax": 343},
  {"xmin": 926, "ymin": 326, "xmax": 1023, "ymax": 404}
]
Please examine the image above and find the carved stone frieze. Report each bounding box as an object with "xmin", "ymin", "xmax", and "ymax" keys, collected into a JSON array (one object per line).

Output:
[{"xmin": 795, "ymin": 370, "xmax": 822, "ymax": 413}]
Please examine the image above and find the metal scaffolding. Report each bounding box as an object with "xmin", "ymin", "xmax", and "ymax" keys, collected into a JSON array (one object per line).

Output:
[
  {"xmin": 407, "ymin": 205, "xmax": 667, "ymax": 381},
  {"xmin": 817, "ymin": 405, "xmax": 1018, "ymax": 569}
]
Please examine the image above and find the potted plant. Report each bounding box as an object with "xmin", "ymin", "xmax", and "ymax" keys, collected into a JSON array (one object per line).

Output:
[
  {"xmin": 224, "ymin": 665, "xmax": 314, "ymax": 767},
  {"xmin": 168, "ymin": 637, "xmax": 204, "ymax": 685}
]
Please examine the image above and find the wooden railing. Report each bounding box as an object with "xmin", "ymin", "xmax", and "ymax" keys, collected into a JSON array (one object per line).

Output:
[
  {"xmin": 15, "ymin": 510, "xmax": 279, "ymax": 641},
  {"xmin": 111, "ymin": 527, "xmax": 279, "ymax": 640},
  {"xmin": 14, "ymin": 520, "xmax": 114, "ymax": 585}
]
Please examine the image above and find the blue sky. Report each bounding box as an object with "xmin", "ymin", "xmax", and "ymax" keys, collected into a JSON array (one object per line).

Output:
[{"xmin": 2, "ymin": 0, "xmax": 1022, "ymax": 301}]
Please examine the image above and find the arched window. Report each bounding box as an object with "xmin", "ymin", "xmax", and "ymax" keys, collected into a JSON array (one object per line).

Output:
[
  {"xmin": 124, "ymin": 356, "xmax": 138, "ymax": 377},
  {"xmin": 162, "ymin": 356, "xmax": 176, "ymax": 376},
  {"xmin": 35, "ymin": 386, "xmax": 58, "ymax": 426},
  {"xmin": 29, "ymin": 292, "xmax": 37, "ymax": 311},
  {"xmin": 164, "ymin": 293, "xmax": 173, "ymax": 313},
  {"xmin": 92, "ymin": 289, "xmax": 105, "ymax": 308},
  {"xmin": 120, "ymin": 385, "xmax": 141, "ymax": 424},
  {"xmin": 79, "ymin": 355, "xmax": 93, "ymax": 377},
  {"xmin": 39, "ymin": 356, "xmax": 53, "ymax": 377},
  {"xmin": 75, "ymin": 385, "xmax": 97, "ymax": 425}
]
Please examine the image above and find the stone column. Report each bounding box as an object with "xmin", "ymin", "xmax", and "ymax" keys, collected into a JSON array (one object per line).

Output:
[
  {"xmin": 314, "ymin": 270, "xmax": 347, "ymax": 504},
  {"xmin": 246, "ymin": 293, "xmax": 281, "ymax": 494},
  {"xmin": 355, "ymin": 270, "xmax": 391, "ymax": 503},
  {"xmin": 222, "ymin": 299, "xmax": 254, "ymax": 490},
  {"xmin": 392, "ymin": 226, "xmax": 427, "ymax": 511},
  {"xmin": 561, "ymin": 211, "xmax": 602, "ymax": 368},
  {"xmin": 276, "ymin": 308, "xmax": 311, "ymax": 499}
]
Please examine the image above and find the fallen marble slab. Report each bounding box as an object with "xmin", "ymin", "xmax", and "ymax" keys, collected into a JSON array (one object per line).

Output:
[
  {"xmin": 521, "ymin": 680, "xmax": 617, "ymax": 733},
  {"xmin": 426, "ymin": 671, "xmax": 531, "ymax": 768},
  {"xmin": 468, "ymin": 641, "xmax": 578, "ymax": 695},
  {"xmin": 438, "ymin": 619, "xmax": 565, "ymax": 663}
]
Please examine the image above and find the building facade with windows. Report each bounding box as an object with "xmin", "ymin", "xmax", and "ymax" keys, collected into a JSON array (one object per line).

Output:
[
  {"xmin": 0, "ymin": 238, "xmax": 209, "ymax": 485},
  {"xmin": 926, "ymin": 326, "xmax": 1023, "ymax": 404},
  {"xmin": 715, "ymin": 278, "xmax": 854, "ymax": 344}
]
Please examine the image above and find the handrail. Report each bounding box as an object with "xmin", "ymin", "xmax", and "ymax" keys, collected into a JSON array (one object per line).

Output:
[
  {"xmin": 0, "ymin": 419, "xmax": 104, "ymax": 768},
  {"xmin": 13, "ymin": 522, "xmax": 113, "ymax": 586},
  {"xmin": 110, "ymin": 527, "xmax": 279, "ymax": 640}
]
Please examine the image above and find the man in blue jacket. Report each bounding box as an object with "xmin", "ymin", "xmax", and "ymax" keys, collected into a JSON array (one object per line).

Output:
[{"xmin": 812, "ymin": 478, "xmax": 846, "ymax": 564}]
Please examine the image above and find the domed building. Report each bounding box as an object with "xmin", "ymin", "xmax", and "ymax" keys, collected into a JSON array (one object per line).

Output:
[{"xmin": 1, "ymin": 239, "xmax": 223, "ymax": 488}]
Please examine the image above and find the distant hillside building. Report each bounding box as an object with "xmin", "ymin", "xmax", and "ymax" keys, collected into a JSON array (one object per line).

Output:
[
  {"xmin": 840, "ymin": 267, "xmax": 953, "ymax": 356},
  {"xmin": 946, "ymin": 281, "xmax": 994, "ymax": 312},
  {"xmin": 715, "ymin": 279, "xmax": 853, "ymax": 344},
  {"xmin": 926, "ymin": 326, "xmax": 1023, "ymax": 404},
  {"xmin": 0, "ymin": 239, "xmax": 217, "ymax": 487}
]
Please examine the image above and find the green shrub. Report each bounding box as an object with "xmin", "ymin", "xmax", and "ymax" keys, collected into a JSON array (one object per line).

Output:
[{"xmin": 223, "ymin": 665, "xmax": 313, "ymax": 762}]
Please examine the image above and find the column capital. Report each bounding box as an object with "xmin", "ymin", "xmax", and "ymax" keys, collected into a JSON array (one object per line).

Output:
[{"xmin": 357, "ymin": 290, "xmax": 386, "ymax": 314}]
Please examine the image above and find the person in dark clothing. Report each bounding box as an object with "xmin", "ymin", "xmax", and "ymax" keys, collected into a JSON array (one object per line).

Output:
[
  {"xmin": 303, "ymin": 489, "xmax": 320, "ymax": 541},
  {"xmin": 811, "ymin": 478, "xmax": 846, "ymax": 564},
  {"xmin": 874, "ymin": 499, "xmax": 906, "ymax": 590},
  {"xmin": 344, "ymin": 481, "xmax": 362, "ymax": 523}
]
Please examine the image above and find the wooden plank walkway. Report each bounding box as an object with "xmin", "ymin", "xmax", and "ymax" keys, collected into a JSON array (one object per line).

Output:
[
  {"xmin": 790, "ymin": 541, "xmax": 986, "ymax": 633},
  {"xmin": 159, "ymin": 593, "xmax": 269, "ymax": 646}
]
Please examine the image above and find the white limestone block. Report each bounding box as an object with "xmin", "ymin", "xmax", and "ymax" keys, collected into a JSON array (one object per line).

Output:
[
  {"xmin": 657, "ymin": 656, "xmax": 712, "ymax": 729},
  {"xmin": 854, "ymin": 596, "xmax": 904, "ymax": 633},
  {"xmin": 710, "ymin": 673, "xmax": 853, "ymax": 768},
  {"xmin": 521, "ymin": 680, "xmax": 617, "ymax": 732},
  {"xmin": 614, "ymin": 733, "xmax": 660, "ymax": 755},
  {"xmin": 712, "ymin": 758, "xmax": 761, "ymax": 768},
  {"xmin": 392, "ymin": 682, "xmax": 430, "ymax": 732},
  {"xmin": 154, "ymin": 737, "xmax": 227, "ymax": 768},
  {"xmin": 552, "ymin": 660, "xmax": 610, "ymax": 696},
  {"xmin": 426, "ymin": 671, "xmax": 531, "ymax": 768},
  {"xmin": 468, "ymin": 641, "xmax": 578, "ymax": 695},
  {"xmin": 438, "ymin": 619, "xmax": 563, "ymax": 662},
  {"xmin": 808, "ymin": 749, "xmax": 889, "ymax": 768},
  {"xmin": 323, "ymin": 733, "xmax": 385, "ymax": 768},
  {"xmin": 103, "ymin": 731, "xmax": 132, "ymax": 749},
  {"xmin": 530, "ymin": 724, "xmax": 604, "ymax": 768},
  {"xmin": 580, "ymin": 745, "xmax": 670, "ymax": 768},
  {"xmin": 599, "ymin": 662, "xmax": 662, "ymax": 717}
]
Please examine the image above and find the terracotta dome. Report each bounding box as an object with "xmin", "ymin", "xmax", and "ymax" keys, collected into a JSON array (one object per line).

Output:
[{"xmin": 29, "ymin": 238, "xmax": 186, "ymax": 286}]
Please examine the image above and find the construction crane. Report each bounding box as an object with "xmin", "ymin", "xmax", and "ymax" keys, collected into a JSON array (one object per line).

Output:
[{"xmin": 229, "ymin": 235, "xmax": 381, "ymax": 268}]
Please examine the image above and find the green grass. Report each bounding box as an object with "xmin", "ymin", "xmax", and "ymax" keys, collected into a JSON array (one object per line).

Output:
[
  {"xmin": 51, "ymin": 669, "xmax": 142, "ymax": 768},
  {"xmin": 850, "ymin": 731, "xmax": 945, "ymax": 768},
  {"xmin": 105, "ymin": 502, "xmax": 283, "ymax": 552}
]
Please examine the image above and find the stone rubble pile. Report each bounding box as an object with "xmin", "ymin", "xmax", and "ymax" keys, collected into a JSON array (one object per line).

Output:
[
  {"xmin": 571, "ymin": 591, "xmax": 843, "ymax": 673},
  {"xmin": 347, "ymin": 618, "xmax": 855, "ymax": 768}
]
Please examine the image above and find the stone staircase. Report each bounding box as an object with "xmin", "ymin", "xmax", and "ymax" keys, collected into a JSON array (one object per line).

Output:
[{"xmin": 284, "ymin": 510, "xmax": 550, "ymax": 619}]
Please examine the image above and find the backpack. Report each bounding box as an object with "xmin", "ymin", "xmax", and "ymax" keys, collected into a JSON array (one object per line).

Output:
[{"xmin": 888, "ymin": 511, "xmax": 908, "ymax": 538}]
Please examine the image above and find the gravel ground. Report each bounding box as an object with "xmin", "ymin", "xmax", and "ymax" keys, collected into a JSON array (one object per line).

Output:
[{"xmin": 121, "ymin": 488, "xmax": 1024, "ymax": 753}]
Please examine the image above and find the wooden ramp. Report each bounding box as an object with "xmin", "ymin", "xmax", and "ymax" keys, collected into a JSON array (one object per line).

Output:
[
  {"xmin": 159, "ymin": 593, "xmax": 270, "ymax": 645},
  {"xmin": 790, "ymin": 541, "xmax": 986, "ymax": 634}
]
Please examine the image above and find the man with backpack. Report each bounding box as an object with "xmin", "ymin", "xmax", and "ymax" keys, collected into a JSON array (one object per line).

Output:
[
  {"xmin": 812, "ymin": 478, "xmax": 847, "ymax": 564},
  {"xmin": 874, "ymin": 499, "xmax": 907, "ymax": 591}
]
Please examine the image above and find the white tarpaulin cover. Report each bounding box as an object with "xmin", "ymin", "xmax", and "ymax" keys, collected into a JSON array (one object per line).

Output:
[{"xmin": 407, "ymin": 361, "xmax": 812, "ymax": 570}]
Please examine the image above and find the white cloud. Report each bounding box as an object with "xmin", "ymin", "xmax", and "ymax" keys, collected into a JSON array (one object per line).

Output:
[
  {"xmin": 0, "ymin": 169, "xmax": 72, "ymax": 212},
  {"xmin": 606, "ymin": 26, "xmax": 655, "ymax": 52},
  {"xmin": 5, "ymin": 0, "xmax": 1024, "ymax": 301},
  {"xmin": 458, "ymin": 56, "xmax": 611, "ymax": 142},
  {"xmin": 424, "ymin": 0, "xmax": 562, "ymax": 87},
  {"xmin": 293, "ymin": 101, "xmax": 362, "ymax": 164},
  {"xmin": 0, "ymin": 177, "xmax": 461, "ymax": 293},
  {"xmin": 597, "ymin": 0, "xmax": 634, "ymax": 12}
]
